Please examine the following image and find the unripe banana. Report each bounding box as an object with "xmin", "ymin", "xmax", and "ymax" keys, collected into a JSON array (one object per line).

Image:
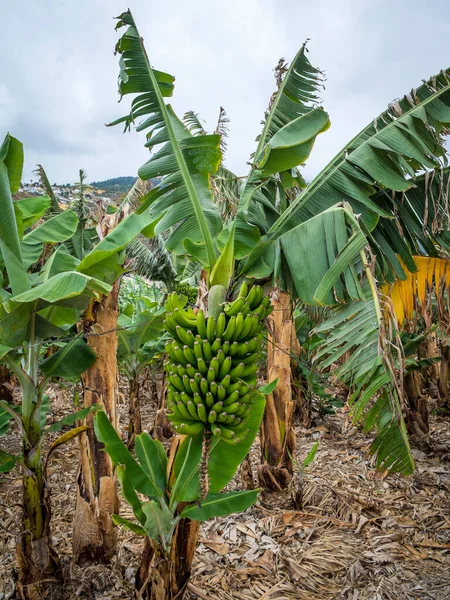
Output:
[
  {"xmin": 219, "ymin": 373, "xmax": 231, "ymax": 389},
  {"xmin": 247, "ymin": 315, "xmax": 260, "ymax": 338},
  {"xmin": 239, "ymin": 384, "xmax": 251, "ymax": 396},
  {"xmin": 174, "ymin": 421, "xmax": 205, "ymax": 436},
  {"xmin": 175, "ymin": 364, "xmax": 186, "ymax": 377},
  {"xmin": 206, "ymin": 316, "xmax": 216, "ymax": 342},
  {"xmin": 186, "ymin": 364, "xmax": 196, "ymax": 378},
  {"xmin": 235, "ymin": 341, "xmax": 250, "ymax": 357},
  {"xmin": 222, "ymin": 340, "xmax": 230, "ymax": 355},
  {"xmin": 193, "ymin": 341, "xmax": 204, "ymax": 362},
  {"xmin": 229, "ymin": 341, "xmax": 239, "ymax": 356},
  {"xmin": 241, "ymin": 363, "xmax": 258, "ymax": 379},
  {"xmin": 245, "ymin": 284, "xmax": 258, "ymax": 308},
  {"xmin": 234, "ymin": 403, "xmax": 251, "ymax": 417},
  {"xmin": 217, "ymin": 411, "xmax": 236, "ymax": 424},
  {"xmin": 208, "ymin": 410, "xmax": 218, "ymax": 423},
  {"xmin": 176, "ymin": 401, "xmax": 194, "ymax": 421},
  {"xmin": 175, "ymin": 325, "xmax": 190, "ymax": 347},
  {"xmin": 240, "ymin": 353, "xmax": 258, "ymax": 366},
  {"xmin": 197, "ymin": 403, "xmax": 207, "ymax": 422},
  {"xmin": 223, "ymin": 316, "xmax": 236, "ymax": 341},
  {"xmin": 187, "ymin": 400, "xmax": 199, "ymax": 419},
  {"xmin": 189, "ymin": 378, "xmax": 200, "ymax": 395},
  {"xmin": 225, "ymin": 381, "xmax": 240, "ymax": 395},
  {"xmin": 217, "ymin": 385, "xmax": 226, "ymax": 402},
  {"xmin": 205, "ymin": 392, "xmax": 214, "ymax": 408},
  {"xmin": 207, "ymin": 367, "xmax": 216, "ymax": 384},
  {"xmin": 211, "ymin": 400, "xmax": 223, "ymax": 414},
  {"xmin": 216, "ymin": 312, "xmax": 226, "ymax": 338},
  {"xmin": 192, "ymin": 392, "xmax": 202, "ymax": 405},
  {"xmin": 229, "ymin": 362, "xmax": 245, "ymax": 379},
  {"xmin": 173, "ymin": 308, "xmax": 197, "ymax": 329},
  {"xmin": 182, "ymin": 374, "xmax": 192, "ymax": 394},
  {"xmin": 194, "ymin": 372, "xmax": 203, "ymax": 383},
  {"xmin": 224, "ymin": 296, "xmax": 246, "ymax": 317},
  {"xmin": 169, "ymin": 373, "xmax": 185, "ymax": 392},
  {"xmin": 202, "ymin": 339, "xmax": 213, "ymax": 361},
  {"xmin": 196, "ymin": 310, "xmax": 207, "ymax": 339},
  {"xmin": 163, "ymin": 316, "xmax": 177, "ymax": 336},
  {"xmin": 234, "ymin": 313, "xmax": 245, "ymax": 339},
  {"xmin": 223, "ymin": 390, "xmax": 240, "ymax": 406},
  {"xmin": 210, "ymin": 356, "xmax": 220, "ymax": 379},
  {"xmin": 183, "ymin": 345, "xmax": 196, "ymax": 365},
  {"xmin": 217, "ymin": 355, "xmax": 231, "ymax": 380},
  {"xmin": 214, "ymin": 423, "xmax": 236, "ymax": 440},
  {"xmin": 209, "ymin": 381, "xmax": 218, "ymax": 396},
  {"xmin": 238, "ymin": 281, "xmax": 249, "ymax": 298},
  {"xmin": 196, "ymin": 357, "xmax": 208, "ymax": 375},
  {"xmin": 209, "ymin": 338, "xmax": 221, "ymax": 354},
  {"xmin": 222, "ymin": 401, "xmax": 240, "ymax": 414},
  {"xmin": 200, "ymin": 378, "xmax": 209, "ymax": 395},
  {"xmin": 173, "ymin": 345, "xmax": 187, "ymax": 365},
  {"xmin": 237, "ymin": 314, "xmax": 253, "ymax": 340}
]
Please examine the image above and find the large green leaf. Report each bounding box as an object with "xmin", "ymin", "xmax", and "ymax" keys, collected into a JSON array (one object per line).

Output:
[
  {"xmin": 142, "ymin": 500, "xmax": 173, "ymax": 542},
  {"xmin": 0, "ymin": 134, "xmax": 23, "ymax": 194},
  {"xmin": 77, "ymin": 211, "xmax": 157, "ymax": 272},
  {"xmin": 117, "ymin": 310, "xmax": 166, "ymax": 358},
  {"xmin": 280, "ymin": 206, "xmax": 367, "ymax": 305},
  {"xmin": 94, "ymin": 410, "xmax": 163, "ymax": 499},
  {"xmin": 110, "ymin": 11, "xmax": 222, "ymax": 269},
  {"xmin": 21, "ymin": 211, "xmax": 78, "ymax": 268},
  {"xmin": 180, "ymin": 489, "xmax": 259, "ymax": 521},
  {"xmin": 266, "ymin": 67, "xmax": 450, "ymax": 278},
  {"xmin": 117, "ymin": 465, "xmax": 146, "ymax": 524},
  {"xmin": 39, "ymin": 338, "xmax": 97, "ymax": 381},
  {"xmin": 134, "ymin": 433, "xmax": 167, "ymax": 492},
  {"xmin": 0, "ymin": 136, "xmax": 29, "ymax": 296},
  {"xmin": 15, "ymin": 196, "xmax": 51, "ymax": 228},
  {"xmin": 9, "ymin": 271, "xmax": 111, "ymax": 305}
]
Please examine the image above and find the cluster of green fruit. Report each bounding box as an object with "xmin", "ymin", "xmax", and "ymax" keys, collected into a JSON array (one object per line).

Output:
[
  {"xmin": 163, "ymin": 283, "xmax": 272, "ymax": 444},
  {"xmin": 174, "ymin": 282, "xmax": 198, "ymax": 306}
]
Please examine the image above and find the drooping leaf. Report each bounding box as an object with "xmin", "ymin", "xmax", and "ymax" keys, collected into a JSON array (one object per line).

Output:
[
  {"xmin": 112, "ymin": 514, "xmax": 146, "ymax": 536},
  {"xmin": 39, "ymin": 338, "xmax": 97, "ymax": 382},
  {"xmin": 180, "ymin": 489, "xmax": 259, "ymax": 521}
]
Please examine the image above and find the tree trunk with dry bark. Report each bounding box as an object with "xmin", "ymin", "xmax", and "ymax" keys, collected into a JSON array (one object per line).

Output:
[
  {"xmin": 258, "ymin": 289, "xmax": 295, "ymax": 492},
  {"xmin": 72, "ymin": 281, "xmax": 120, "ymax": 565}
]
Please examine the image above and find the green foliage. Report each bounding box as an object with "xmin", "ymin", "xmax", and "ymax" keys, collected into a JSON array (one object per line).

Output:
[{"xmin": 94, "ymin": 410, "xmax": 259, "ymax": 552}]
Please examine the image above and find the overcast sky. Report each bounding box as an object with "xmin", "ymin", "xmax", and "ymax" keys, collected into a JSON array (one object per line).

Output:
[{"xmin": 1, "ymin": 0, "xmax": 449, "ymax": 185}]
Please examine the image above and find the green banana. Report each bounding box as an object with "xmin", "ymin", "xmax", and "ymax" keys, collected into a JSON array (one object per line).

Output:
[
  {"xmin": 206, "ymin": 315, "xmax": 216, "ymax": 342},
  {"xmin": 196, "ymin": 310, "xmax": 207, "ymax": 338},
  {"xmin": 192, "ymin": 392, "xmax": 202, "ymax": 406},
  {"xmin": 208, "ymin": 410, "xmax": 218, "ymax": 423},
  {"xmin": 217, "ymin": 385, "xmax": 226, "ymax": 402},
  {"xmin": 229, "ymin": 362, "xmax": 245, "ymax": 379},
  {"xmin": 174, "ymin": 421, "xmax": 205, "ymax": 436},
  {"xmin": 182, "ymin": 374, "xmax": 192, "ymax": 394},
  {"xmin": 197, "ymin": 403, "xmax": 207, "ymax": 422},
  {"xmin": 207, "ymin": 367, "xmax": 216, "ymax": 384},
  {"xmin": 222, "ymin": 401, "xmax": 240, "ymax": 414},
  {"xmin": 209, "ymin": 381, "xmax": 218, "ymax": 396},
  {"xmin": 186, "ymin": 364, "xmax": 196, "ymax": 378},
  {"xmin": 234, "ymin": 313, "xmax": 244, "ymax": 339},
  {"xmin": 196, "ymin": 358, "xmax": 208, "ymax": 375},
  {"xmin": 211, "ymin": 400, "xmax": 223, "ymax": 414},
  {"xmin": 223, "ymin": 390, "xmax": 240, "ymax": 406},
  {"xmin": 224, "ymin": 296, "xmax": 246, "ymax": 317},
  {"xmin": 211, "ymin": 338, "xmax": 222, "ymax": 354},
  {"xmin": 216, "ymin": 312, "xmax": 226, "ymax": 338},
  {"xmin": 189, "ymin": 378, "xmax": 200, "ymax": 395},
  {"xmin": 193, "ymin": 341, "xmax": 204, "ymax": 362},
  {"xmin": 187, "ymin": 401, "xmax": 199, "ymax": 419},
  {"xmin": 173, "ymin": 308, "xmax": 197, "ymax": 329},
  {"xmin": 202, "ymin": 339, "xmax": 213, "ymax": 361},
  {"xmin": 214, "ymin": 423, "xmax": 236, "ymax": 440},
  {"xmin": 175, "ymin": 325, "xmax": 191, "ymax": 347},
  {"xmin": 183, "ymin": 345, "xmax": 196, "ymax": 365},
  {"xmin": 235, "ymin": 341, "xmax": 250, "ymax": 357},
  {"xmin": 180, "ymin": 391, "xmax": 191, "ymax": 405},
  {"xmin": 218, "ymin": 356, "xmax": 232, "ymax": 380},
  {"xmin": 241, "ymin": 363, "xmax": 258, "ymax": 379},
  {"xmin": 229, "ymin": 341, "xmax": 239, "ymax": 356},
  {"xmin": 217, "ymin": 412, "xmax": 237, "ymax": 424},
  {"xmin": 237, "ymin": 315, "xmax": 253, "ymax": 340},
  {"xmin": 176, "ymin": 402, "xmax": 194, "ymax": 421},
  {"xmin": 223, "ymin": 316, "xmax": 236, "ymax": 341},
  {"xmin": 205, "ymin": 392, "xmax": 214, "ymax": 408},
  {"xmin": 169, "ymin": 373, "xmax": 185, "ymax": 393},
  {"xmin": 173, "ymin": 345, "xmax": 187, "ymax": 365},
  {"xmin": 219, "ymin": 374, "xmax": 231, "ymax": 389},
  {"xmin": 210, "ymin": 356, "xmax": 220, "ymax": 379},
  {"xmin": 222, "ymin": 340, "xmax": 230, "ymax": 355},
  {"xmin": 200, "ymin": 378, "xmax": 209, "ymax": 395},
  {"xmin": 238, "ymin": 281, "xmax": 249, "ymax": 298},
  {"xmin": 225, "ymin": 381, "xmax": 240, "ymax": 395}
]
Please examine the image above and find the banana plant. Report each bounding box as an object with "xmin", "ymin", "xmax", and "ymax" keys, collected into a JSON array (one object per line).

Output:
[
  {"xmin": 93, "ymin": 395, "xmax": 262, "ymax": 598},
  {"xmin": 0, "ymin": 133, "xmax": 159, "ymax": 595},
  {"xmin": 117, "ymin": 299, "xmax": 167, "ymax": 446}
]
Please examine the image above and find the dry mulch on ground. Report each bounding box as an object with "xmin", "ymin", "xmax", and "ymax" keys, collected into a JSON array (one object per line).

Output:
[{"xmin": 1, "ymin": 379, "xmax": 450, "ymax": 600}]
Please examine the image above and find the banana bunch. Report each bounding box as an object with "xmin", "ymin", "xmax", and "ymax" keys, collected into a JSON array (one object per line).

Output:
[
  {"xmin": 174, "ymin": 282, "xmax": 198, "ymax": 306},
  {"xmin": 163, "ymin": 283, "xmax": 272, "ymax": 444}
]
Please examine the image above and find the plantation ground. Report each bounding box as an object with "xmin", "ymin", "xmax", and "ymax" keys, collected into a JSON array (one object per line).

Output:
[{"xmin": 1, "ymin": 380, "xmax": 450, "ymax": 600}]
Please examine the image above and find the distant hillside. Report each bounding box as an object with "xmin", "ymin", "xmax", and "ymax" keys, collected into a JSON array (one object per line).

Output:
[{"xmin": 91, "ymin": 176, "xmax": 137, "ymax": 193}]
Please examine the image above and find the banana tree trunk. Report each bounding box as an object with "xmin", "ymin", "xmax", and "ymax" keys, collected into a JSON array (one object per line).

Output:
[
  {"xmin": 17, "ymin": 391, "xmax": 59, "ymax": 599},
  {"xmin": 438, "ymin": 344, "xmax": 450, "ymax": 409},
  {"xmin": 72, "ymin": 281, "xmax": 120, "ymax": 565},
  {"xmin": 404, "ymin": 370, "xmax": 429, "ymax": 436},
  {"xmin": 127, "ymin": 372, "xmax": 141, "ymax": 448},
  {"xmin": 258, "ymin": 289, "xmax": 295, "ymax": 491},
  {"xmin": 0, "ymin": 364, "xmax": 13, "ymax": 402},
  {"xmin": 135, "ymin": 436, "xmax": 199, "ymax": 599},
  {"xmin": 290, "ymin": 322, "xmax": 311, "ymax": 428}
]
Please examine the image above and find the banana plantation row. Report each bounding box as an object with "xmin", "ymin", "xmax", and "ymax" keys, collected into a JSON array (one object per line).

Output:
[{"xmin": 1, "ymin": 8, "xmax": 450, "ymax": 600}]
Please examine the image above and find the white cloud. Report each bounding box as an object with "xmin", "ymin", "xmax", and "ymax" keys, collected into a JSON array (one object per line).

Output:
[{"xmin": 1, "ymin": 0, "xmax": 449, "ymax": 183}]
